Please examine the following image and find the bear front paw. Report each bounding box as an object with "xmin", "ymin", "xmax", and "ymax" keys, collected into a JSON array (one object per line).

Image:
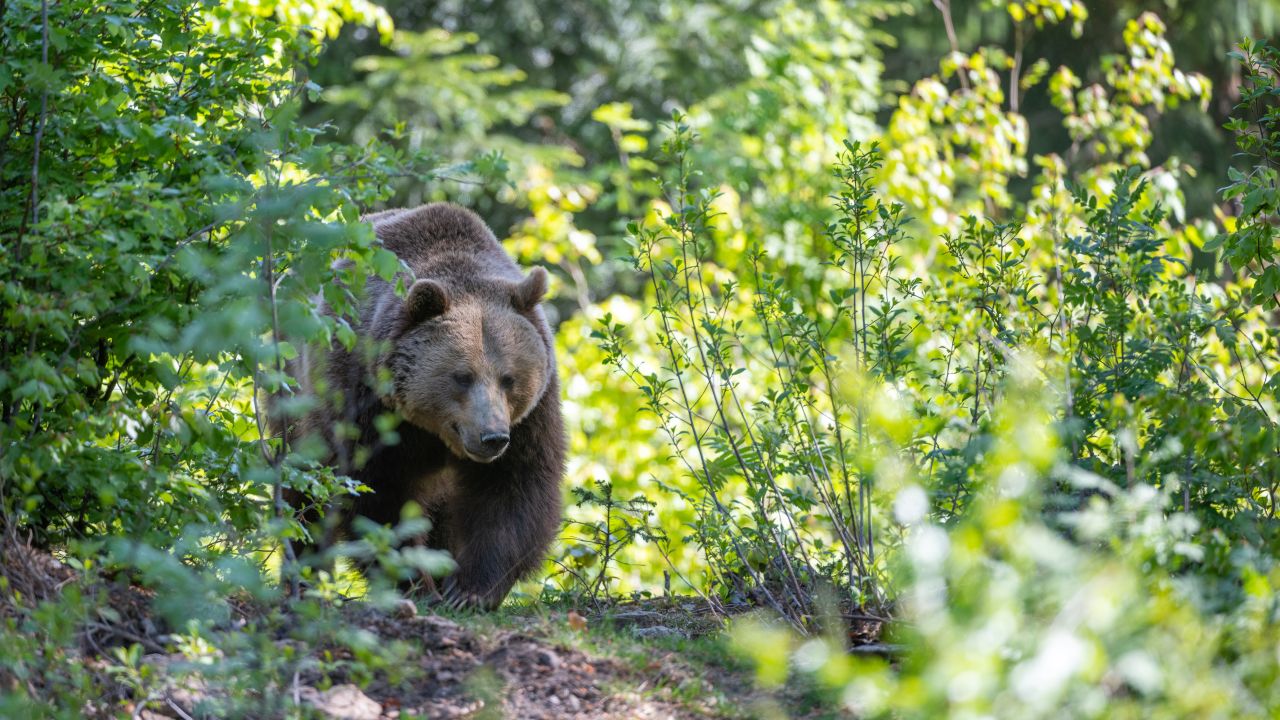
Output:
[{"xmin": 438, "ymin": 577, "xmax": 502, "ymax": 611}]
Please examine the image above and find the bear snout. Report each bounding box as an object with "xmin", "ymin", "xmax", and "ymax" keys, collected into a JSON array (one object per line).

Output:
[
  {"xmin": 480, "ymin": 432, "xmax": 510, "ymax": 454},
  {"xmin": 457, "ymin": 425, "xmax": 511, "ymax": 463}
]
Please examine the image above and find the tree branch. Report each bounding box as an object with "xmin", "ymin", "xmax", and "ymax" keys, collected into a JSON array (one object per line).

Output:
[{"xmin": 27, "ymin": 0, "xmax": 50, "ymax": 229}]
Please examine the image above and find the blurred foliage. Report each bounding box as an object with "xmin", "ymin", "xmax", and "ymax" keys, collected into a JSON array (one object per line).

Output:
[
  {"xmin": 717, "ymin": 19, "xmax": 1280, "ymax": 716},
  {"xmin": 732, "ymin": 372, "xmax": 1280, "ymax": 718}
]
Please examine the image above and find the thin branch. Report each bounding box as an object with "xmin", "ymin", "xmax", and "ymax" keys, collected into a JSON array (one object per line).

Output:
[
  {"xmin": 26, "ymin": 0, "xmax": 50, "ymax": 230},
  {"xmin": 1010, "ymin": 21, "xmax": 1024, "ymax": 114},
  {"xmin": 932, "ymin": 0, "xmax": 970, "ymax": 91}
]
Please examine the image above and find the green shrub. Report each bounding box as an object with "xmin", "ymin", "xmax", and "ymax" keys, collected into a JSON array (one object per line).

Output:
[
  {"xmin": 0, "ymin": 1, "xmax": 449, "ymax": 714},
  {"xmin": 719, "ymin": 31, "xmax": 1280, "ymax": 719}
]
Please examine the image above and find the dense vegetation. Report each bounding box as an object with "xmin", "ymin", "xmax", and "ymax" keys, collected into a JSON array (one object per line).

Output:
[{"xmin": 2, "ymin": 0, "xmax": 1278, "ymax": 717}]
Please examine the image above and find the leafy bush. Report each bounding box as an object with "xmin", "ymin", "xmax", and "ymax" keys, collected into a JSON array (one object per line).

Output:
[
  {"xmin": 0, "ymin": 0, "xmax": 450, "ymax": 714},
  {"xmin": 717, "ymin": 28, "xmax": 1280, "ymax": 720},
  {"xmin": 595, "ymin": 124, "xmax": 915, "ymax": 624},
  {"xmin": 1218, "ymin": 38, "xmax": 1280, "ymax": 306},
  {"xmin": 587, "ymin": 0, "xmax": 1277, "ymax": 608},
  {"xmin": 0, "ymin": 0, "xmax": 414, "ymax": 552}
]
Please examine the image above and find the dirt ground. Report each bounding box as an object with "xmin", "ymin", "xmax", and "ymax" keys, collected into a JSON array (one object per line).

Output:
[
  {"xmin": 290, "ymin": 604, "xmax": 698, "ymax": 720},
  {"xmin": 2, "ymin": 537, "xmax": 884, "ymax": 719},
  {"xmin": 127, "ymin": 600, "xmax": 765, "ymax": 720}
]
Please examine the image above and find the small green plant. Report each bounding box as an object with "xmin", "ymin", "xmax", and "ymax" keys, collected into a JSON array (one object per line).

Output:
[{"xmin": 555, "ymin": 478, "xmax": 665, "ymax": 605}]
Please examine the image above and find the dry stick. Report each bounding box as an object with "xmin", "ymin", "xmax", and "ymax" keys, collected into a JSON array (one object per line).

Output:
[
  {"xmin": 85, "ymin": 621, "xmax": 165, "ymax": 654},
  {"xmin": 932, "ymin": 0, "xmax": 969, "ymax": 91},
  {"xmin": 165, "ymin": 697, "xmax": 196, "ymax": 720},
  {"xmin": 1010, "ymin": 21, "xmax": 1024, "ymax": 114},
  {"xmin": 561, "ymin": 257, "xmax": 593, "ymax": 314}
]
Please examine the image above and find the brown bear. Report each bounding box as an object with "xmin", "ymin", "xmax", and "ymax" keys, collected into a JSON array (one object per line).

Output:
[{"xmin": 285, "ymin": 203, "xmax": 565, "ymax": 609}]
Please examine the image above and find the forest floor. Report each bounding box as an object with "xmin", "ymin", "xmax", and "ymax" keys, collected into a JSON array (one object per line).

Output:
[
  {"xmin": 2, "ymin": 538, "xmax": 885, "ymax": 719},
  {"xmin": 134, "ymin": 597, "xmax": 866, "ymax": 720},
  {"xmin": 300, "ymin": 600, "xmax": 809, "ymax": 719}
]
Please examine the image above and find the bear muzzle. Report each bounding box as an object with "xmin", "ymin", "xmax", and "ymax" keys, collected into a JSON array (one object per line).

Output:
[{"xmin": 453, "ymin": 422, "xmax": 511, "ymax": 463}]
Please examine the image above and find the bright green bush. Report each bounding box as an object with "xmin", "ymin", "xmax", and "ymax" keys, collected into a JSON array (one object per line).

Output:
[
  {"xmin": 717, "ymin": 28, "xmax": 1280, "ymax": 719},
  {"xmin": 576, "ymin": 0, "xmax": 1276, "ymax": 608},
  {"xmin": 1218, "ymin": 38, "xmax": 1280, "ymax": 307}
]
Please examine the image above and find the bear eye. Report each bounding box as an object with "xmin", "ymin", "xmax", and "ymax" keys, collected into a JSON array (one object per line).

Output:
[
  {"xmin": 500, "ymin": 375, "xmax": 516, "ymax": 391},
  {"xmin": 452, "ymin": 371, "xmax": 474, "ymax": 389}
]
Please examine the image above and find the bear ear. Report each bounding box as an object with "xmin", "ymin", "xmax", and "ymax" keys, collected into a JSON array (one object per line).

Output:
[
  {"xmin": 512, "ymin": 267, "xmax": 548, "ymax": 313},
  {"xmin": 406, "ymin": 279, "xmax": 450, "ymax": 323}
]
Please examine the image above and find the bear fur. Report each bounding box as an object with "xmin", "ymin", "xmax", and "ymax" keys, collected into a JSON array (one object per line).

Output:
[{"xmin": 286, "ymin": 203, "xmax": 565, "ymax": 609}]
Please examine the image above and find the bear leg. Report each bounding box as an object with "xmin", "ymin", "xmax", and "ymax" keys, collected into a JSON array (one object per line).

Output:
[{"xmin": 439, "ymin": 404, "xmax": 564, "ymax": 609}]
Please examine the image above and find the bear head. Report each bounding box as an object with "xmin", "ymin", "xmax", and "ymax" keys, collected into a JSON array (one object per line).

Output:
[{"xmin": 382, "ymin": 267, "xmax": 550, "ymax": 463}]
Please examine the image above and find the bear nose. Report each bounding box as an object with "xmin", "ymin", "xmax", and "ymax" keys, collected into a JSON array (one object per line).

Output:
[{"xmin": 480, "ymin": 432, "xmax": 510, "ymax": 454}]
